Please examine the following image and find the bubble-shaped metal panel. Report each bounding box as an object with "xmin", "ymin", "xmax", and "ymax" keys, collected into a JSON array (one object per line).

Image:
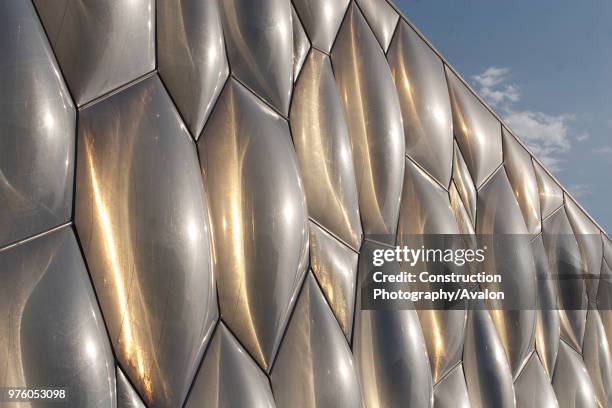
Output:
[
  {"xmin": 433, "ymin": 364, "xmax": 471, "ymax": 408},
  {"xmin": 290, "ymin": 50, "xmax": 362, "ymax": 250},
  {"xmin": 502, "ymin": 128, "xmax": 541, "ymax": 235},
  {"xmin": 356, "ymin": 0, "xmax": 399, "ymax": 51},
  {"xmin": 220, "ymin": 0, "xmax": 293, "ymax": 114},
  {"xmin": 185, "ymin": 324, "xmax": 275, "ymax": 408},
  {"xmin": 533, "ymin": 160, "xmax": 564, "ymax": 220},
  {"xmin": 292, "ymin": 6, "xmax": 310, "ymax": 81},
  {"xmin": 514, "ymin": 354, "xmax": 558, "ymax": 408},
  {"xmin": 0, "ymin": 0, "xmax": 75, "ymax": 248},
  {"xmin": 33, "ymin": 0, "xmax": 155, "ymax": 105},
  {"xmin": 582, "ymin": 309, "xmax": 612, "ymax": 408},
  {"xmin": 0, "ymin": 227, "xmax": 116, "ymax": 407},
  {"xmin": 198, "ymin": 79, "xmax": 309, "ymax": 370},
  {"xmin": 309, "ymin": 222, "xmax": 359, "ymax": 340},
  {"xmin": 552, "ymin": 341, "xmax": 597, "ymax": 408},
  {"xmin": 157, "ymin": 0, "xmax": 229, "ymax": 138},
  {"xmin": 446, "ymin": 67, "xmax": 503, "ymax": 188},
  {"xmin": 75, "ymin": 76, "xmax": 218, "ymax": 408},
  {"xmin": 331, "ymin": 4, "xmax": 405, "ymax": 244},
  {"xmin": 271, "ymin": 273, "xmax": 362, "ymax": 408},
  {"xmin": 387, "ymin": 21, "xmax": 453, "ymax": 188},
  {"xmin": 453, "ymin": 142, "xmax": 477, "ymax": 227},
  {"xmin": 293, "ymin": 0, "xmax": 350, "ymax": 53}
]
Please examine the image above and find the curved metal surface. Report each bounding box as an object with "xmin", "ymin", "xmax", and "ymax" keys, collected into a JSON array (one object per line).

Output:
[
  {"xmin": 354, "ymin": 241, "xmax": 434, "ymax": 408},
  {"xmin": 450, "ymin": 182, "xmax": 476, "ymax": 236},
  {"xmin": 0, "ymin": 0, "xmax": 75, "ymax": 249},
  {"xmin": 542, "ymin": 207, "xmax": 588, "ymax": 353},
  {"xmin": 0, "ymin": 227, "xmax": 116, "ymax": 407},
  {"xmin": 531, "ymin": 235, "xmax": 560, "ymax": 379},
  {"xmin": 157, "ymin": 0, "xmax": 229, "ymax": 138},
  {"xmin": 552, "ymin": 341, "xmax": 597, "ymax": 408},
  {"xmin": 476, "ymin": 167, "xmax": 537, "ymax": 377},
  {"xmin": 309, "ymin": 222, "xmax": 359, "ymax": 340},
  {"xmin": 502, "ymin": 128, "xmax": 542, "ymax": 235},
  {"xmin": 463, "ymin": 307, "xmax": 516, "ymax": 408},
  {"xmin": 185, "ymin": 324, "xmax": 276, "ymax": 408},
  {"xmin": 219, "ymin": 0, "xmax": 293, "ymax": 114},
  {"xmin": 433, "ymin": 364, "xmax": 471, "ymax": 408},
  {"xmin": 271, "ymin": 273, "xmax": 362, "ymax": 408},
  {"xmin": 33, "ymin": 0, "xmax": 155, "ymax": 105},
  {"xmin": 331, "ymin": 3, "xmax": 405, "ymax": 244},
  {"xmin": 117, "ymin": 367, "xmax": 146, "ymax": 408},
  {"xmin": 293, "ymin": 0, "xmax": 350, "ymax": 53},
  {"xmin": 356, "ymin": 0, "xmax": 399, "ymax": 51},
  {"xmin": 453, "ymin": 142, "xmax": 477, "ymax": 227},
  {"xmin": 514, "ymin": 354, "xmax": 558, "ymax": 408},
  {"xmin": 75, "ymin": 75, "xmax": 218, "ymax": 408},
  {"xmin": 292, "ymin": 6, "xmax": 310, "ymax": 82},
  {"xmin": 387, "ymin": 21, "xmax": 453, "ymax": 188},
  {"xmin": 582, "ymin": 309, "xmax": 612, "ymax": 408},
  {"xmin": 533, "ymin": 160, "xmax": 564, "ymax": 220},
  {"xmin": 397, "ymin": 159, "xmax": 467, "ymax": 382},
  {"xmin": 198, "ymin": 79, "xmax": 309, "ymax": 371},
  {"xmin": 290, "ymin": 49, "xmax": 362, "ymax": 250},
  {"xmin": 446, "ymin": 66, "xmax": 503, "ymax": 188}
]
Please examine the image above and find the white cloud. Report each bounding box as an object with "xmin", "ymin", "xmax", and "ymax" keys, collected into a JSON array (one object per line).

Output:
[
  {"xmin": 568, "ymin": 184, "xmax": 592, "ymax": 198},
  {"xmin": 592, "ymin": 146, "xmax": 612, "ymax": 155},
  {"xmin": 472, "ymin": 66, "xmax": 585, "ymax": 172}
]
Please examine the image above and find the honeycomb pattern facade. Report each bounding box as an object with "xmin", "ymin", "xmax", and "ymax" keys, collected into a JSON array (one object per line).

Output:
[{"xmin": 1, "ymin": 0, "xmax": 611, "ymax": 407}]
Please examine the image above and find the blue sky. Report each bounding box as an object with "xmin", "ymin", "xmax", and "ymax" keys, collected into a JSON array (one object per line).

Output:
[{"xmin": 396, "ymin": 0, "xmax": 612, "ymax": 232}]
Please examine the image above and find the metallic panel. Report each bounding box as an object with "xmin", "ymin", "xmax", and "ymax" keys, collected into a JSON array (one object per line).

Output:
[
  {"xmin": 582, "ymin": 309, "xmax": 612, "ymax": 408},
  {"xmin": 75, "ymin": 76, "xmax": 218, "ymax": 408},
  {"xmin": 198, "ymin": 79, "xmax": 309, "ymax": 370},
  {"xmin": 309, "ymin": 222, "xmax": 359, "ymax": 340},
  {"xmin": 514, "ymin": 354, "xmax": 558, "ymax": 408},
  {"xmin": 331, "ymin": 4, "xmax": 405, "ymax": 243},
  {"xmin": 533, "ymin": 160, "xmax": 564, "ymax": 220},
  {"xmin": 354, "ymin": 241, "xmax": 433, "ymax": 408},
  {"xmin": 552, "ymin": 341, "xmax": 597, "ymax": 408},
  {"xmin": 271, "ymin": 274, "xmax": 362, "ymax": 408},
  {"xmin": 397, "ymin": 158, "xmax": 467, "ymax": 382},
  {"xmin": 290, "ymin": 49, "xmax": 362, "ymax": 250},
  {"xmin": 565, "ymin": 196, "xmax": 604, "ymax": 301},
  {"xmin": 356, "ymin": 0, "xmax": 399, "ymax": 51},
  {"xmin": 185, "ymin": 324, "xmax": 275, "ymax": 408},
  {"xmin": 531, "ymin": 235, "xmax": 560, "ymax": 379},
  {"xmin": 446, "ymin": 66, "xmax": 503, "ymax": 188},
  {"xmin": 502, "ymin": 128, "xmax": 542, "ymax": 235},
  {"xmin": 293, "ymin": 0, "xmax": 350, "ymax": 53},
  {"xmin": 219, "ymin": 0, "xmax": 293, "ymax": 114},
  {"xmin": 158, "ymin": 0, "xmax": 229, "ymax": 138},
  {"xmin": 476, "ymin": 167, "xmax": 537, "ymax": 377},
  {"xmin": 463, "ymin": 307, "xmax": 516, "ymax": 408},
  {"xmin": 117, "ymin": 367, "xmax": 146, "ymax": 408},
  {"xmin": 292, "ymin": 6, "xmax": 310, "ymax": 81},
  {"xmin": 450, "ymin": 182, "xmax": 476, "ymax": 236},
  {"xmin": 387, "ymin": 21, "xmax": 453, "ymax": 188},
  {"xmin": 0, "ymin": 227, "xmax": 116, "ymax": 407},
  {"xmin": 453, "ymin": 142, "xmax": 477, "ymax": 227},
  {"xmin": 434, "ymin": 364, "xmax": 471, "ymax": 408},
  {"xmin": 0, "ymin": 0, "xmax": 75, "ymax": 248},
  {"xmin": 33, "ymin": 0, "xmax": 155, "ymax": 105},
  {"xmin": 542, "ymin": 207, "xmax": 588, "ymax": 352}
]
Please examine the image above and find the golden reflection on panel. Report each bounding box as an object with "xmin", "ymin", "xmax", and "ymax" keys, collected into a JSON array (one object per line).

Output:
[{"xmin": 533, "ymin": 160, "xmax": 564, "ymax": 220}]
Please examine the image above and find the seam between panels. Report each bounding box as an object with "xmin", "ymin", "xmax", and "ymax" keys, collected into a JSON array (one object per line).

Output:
[
  {"xmin": 0, "ymin": 222, "xmax": 73, "ymax": 253},
  {"xmin": 405, "ymin": 154, "xmax": 450, "ymax": 192},
  {"xmin": 230, "ymin": 74, "xmax": 289, "ymax": 121},
  {"xmin": 78, "ymin": 70, "xmax": 158, "ymax": 111},
  {"xmin": 309, "ymin": 217, "xmax": 360, "ymax": 255}
]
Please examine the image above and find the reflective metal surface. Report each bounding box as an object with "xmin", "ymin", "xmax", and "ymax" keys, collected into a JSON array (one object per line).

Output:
[
  {"xmin": 290, "ymin": 50, "xmax": 362, "ymax": 250},
  {"xmin": 514, "ymin": 354, "xmax": 558, "ymax": 408},
  {"xmin": 0, "ymin": 227, "xmax": 116, "ymax": 407},
  {"xmin": 533, "ymin": 160, "xmax": 564, "ymax": 220},
  {"xmin": 582, "ymin": 309, "xmax": 612, "ymax": 408},
  {"xmin": 356, "ymin": 0, "xmax": 399, "ymax": 51},
  {"xmin": 292, "ymin": 6, "xmax": 310, "ymax": 81},
  {"xmin": 309, "ymin": 222, "xmax": 359, "ymax": 340},
  {"xmin": 185, "ymin": 324, "xmax": 276, "ymax": 408},
  {"xmin": 433, "ymin": 364, "xmax": 471, "ymax": 408},
  {"xmin": 552, "ymin": 342, "xmax": 597, "ymax": 408},
  {"xmin": 33, "ymin": 0, "xmax": 155, "ymax": 105},
  {"xmin": 503, "ymin": 127, "xmax": 542, "ymax": 235},
  {"xmin": 117, "ymin": 367, "xmax": 146, "ymax": 408},
  {"xmin": 446, "ymin": 66, "xmax": 503, "ymax": 188},
  {"xmin": 220, "ymin": 0, "xmax": 293, "ymax": 114},
  {"xmin": 293, "ymin": 0, "xmax": 350, "ymax": 53},
  {"xmin": 388, "ymin": 21, "xmax": 453, "ymax": 188},
  {"xmin": 0, "ymin": 0, "xmax": 75, "ymax": 249},
  {"xmin": 271, "ymin": 274, "xmax": 362, "ymax": 408},
  {"xmin": 332, "ymin": 4, "xmax": 405, "ymax": 244},
  {"xmin": 75, "ymin": 76, "xmax": 218, "ymax": 408},
  {"xmin": 453, "ymin": 142, "xmax": 477, "ymax": 227},
  {"xmin": 157, "ymin": 0, "xmax": 229, "ymax": 138},
  {"xmin": 198, "ymin": 79, "xmax": 309, "ymax": 371}
]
